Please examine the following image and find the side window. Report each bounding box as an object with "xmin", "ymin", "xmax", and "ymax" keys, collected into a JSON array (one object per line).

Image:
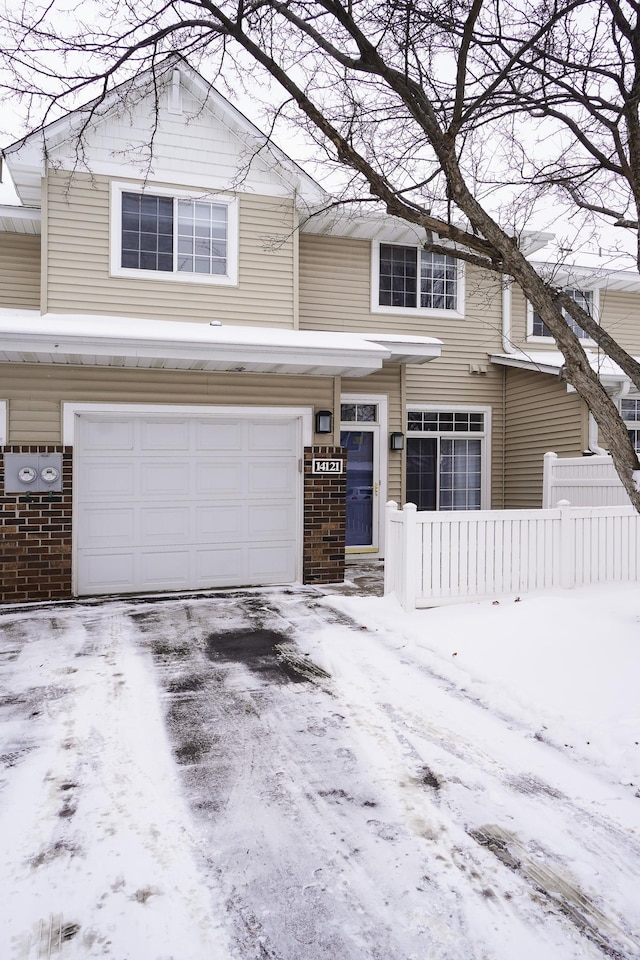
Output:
[
  {"xmin": 374, "ymin": 243, "xmax": 463, "ymax": 315},
  {"xmin": 112, "ymin": 183, "xmax": 238, "ymax": 285},
  {"xmin": 530, "ymin": 289, "xmax": 594, "ymax": 339}
]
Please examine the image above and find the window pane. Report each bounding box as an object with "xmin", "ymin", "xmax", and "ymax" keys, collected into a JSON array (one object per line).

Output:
[
  {"xmin": 121, "ymin": 192, "xmax": 173, "ymax": 272},
  {"xmin": 406, "ymin": 437, "xmax": 437, "ymax": 510},
  {"xmin": 355, "ymin": 404, "xmax": 377, "ymax": 422},
  {"xmin": 379, "ymin": 244, "xmax": 417, "ymax": 308},
  {"xmin": 420, "ymin": 252, "xmax": 457, "ymax": 310},
  {"xmin": 622, "ymin": 399, "xmax": 640, "ymax": 421},
  {"xmin": 341, "ymin": 404, "xmax": 357, "ymax": 422},
  {"xmin": 439, "ymin": 438, "xmax": 482, "ymax": 510},
  {"xmin": 176, "ymin": 200, "xmax": 227, "ymax": 275}
]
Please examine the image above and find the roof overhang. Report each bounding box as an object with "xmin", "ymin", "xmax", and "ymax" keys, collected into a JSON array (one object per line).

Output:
[
  {"xmin": 0, "ymin": 311, "xmax": 441, "ymax": 376},
  {"xmin": 490, "ymin": 350, "xmax": 636, "ymax": 392},
  {"xmin": 0, "ymin": 203, "xmax": 41, "ymax": 235}
]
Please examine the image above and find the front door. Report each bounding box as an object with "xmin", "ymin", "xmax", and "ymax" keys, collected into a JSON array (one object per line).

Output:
[{"xmin": 340, "ymin": 397, "xmax": 385, "ymax": 553}]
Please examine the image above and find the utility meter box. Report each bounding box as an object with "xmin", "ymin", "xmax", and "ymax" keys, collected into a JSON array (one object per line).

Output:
[{"xmin": 3, "ymin": 453, "xmax": 64, "ymax": 493}]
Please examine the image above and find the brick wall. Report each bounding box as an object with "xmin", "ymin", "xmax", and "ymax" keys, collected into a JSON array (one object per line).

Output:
[
  {"xmin": 303, "ymin": 445, "xmax": 346, "ymax": 585},
  {"xmin": 1, "ymin": 446, "xmax": 73, "ymax": 604}
]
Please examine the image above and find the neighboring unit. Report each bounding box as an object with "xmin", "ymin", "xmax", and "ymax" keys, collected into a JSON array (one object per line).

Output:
[{"xmin": 1, "ymin": 59, "xmax": 639, "ymax": 602}]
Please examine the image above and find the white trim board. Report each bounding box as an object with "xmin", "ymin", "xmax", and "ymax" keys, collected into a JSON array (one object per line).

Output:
[{"xmin": 63, "ymin": 402, "xmax": 314, "ymax": 446}]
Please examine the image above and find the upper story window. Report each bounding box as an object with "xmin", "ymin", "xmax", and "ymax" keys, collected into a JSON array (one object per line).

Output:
[
  {"xmin": 111, "ymin": 182, "xmax": 238, "ymax": 285},
  {"xmin": 372, "ymin": 242, "xmax": 463, "ymax": 316},
  {"xmin": 621, "ymin": 398, "xmax": 640, "ymax": 454},
  {"xmin": 530, "ymin": 289, "xmax": 595, "ymax": 339}
]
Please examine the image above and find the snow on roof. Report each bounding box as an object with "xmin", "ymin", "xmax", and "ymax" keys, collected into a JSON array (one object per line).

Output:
[
  {"xmin": 490, "ymin": 349, "xmax": 637, "ymax": 385},
  {"xmin": 0, "ymin": 311, "xmax": 442, "ymax": 376}
]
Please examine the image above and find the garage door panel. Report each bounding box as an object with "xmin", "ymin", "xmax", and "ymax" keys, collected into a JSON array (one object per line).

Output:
[
  {"xmin": 248, "ymin": 419, "xmax": 297, "ymax": 452},
  {"xmin": 247, "ymin": 460, "xmax": 297, "ymax": 496},
  {"xmin": 195, "ymin": 546, "xmax": 244, "ymax": 582},
  {"xmin": 247, "ymin": 502, "xmax": 296, "ymax": 538},
  {"xmin": 195, "ymin": 460, "xmax": 245, "ymax": 496},
  {"xmin": 75, "ymin": 412, "xmax": 301, "ymax": 595},
  {"xmin": 140, "ymin": 550, "xmax": 191, "ymax": 586},
  {"xmin": 247, "ymin": 543, "xmax": 297, "ymax": 579},
  {"xmin": 78, "ymin": 506, "xmax": 137, "ymax": 546},
  {"xmin": 196, "ymin": 419, "xmax": 245, "ymax": 452},
  {"xmin": 140, "ymin": 506, "xmax": 191, "ymax": 542},
  {"xmin": 140, "ymin": 419, "xmax": 190, "ymax": 451},
  {"xmin": 79, "ymin": 461, "xmax": 136, "ymax": 497},
  {"xmin": 139, "ymin": 461, "xmax": 191, "ymax": 496},
  {"xmin": 79, "ymin": 551, "xmax": 136, "ymax": 590},
  {"xmin": 79, "ymin": 418, "xmax": 134, "ymax": 451},
  {"xmin": 196, "ymin": 504, "xmax": 244, "ymax": 540}
]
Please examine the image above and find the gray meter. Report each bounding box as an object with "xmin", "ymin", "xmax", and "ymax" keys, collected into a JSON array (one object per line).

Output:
[{"xmin": 3, "ymin": 453, "xmax": 64, "ymax": 493}]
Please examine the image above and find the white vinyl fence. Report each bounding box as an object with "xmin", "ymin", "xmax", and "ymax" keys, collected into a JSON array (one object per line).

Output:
[
  {"xmin": 384, "ymin": 499, "xmax": 640, "ymax": 610},
  {"xmin": 543, "ymin": 451, "xmax": 631, "ymax": 508}
]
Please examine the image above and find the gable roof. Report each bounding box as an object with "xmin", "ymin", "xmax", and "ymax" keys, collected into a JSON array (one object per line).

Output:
[{"xmin": 2, "ymin": 56, "xmax": 327, "ymax": 209}]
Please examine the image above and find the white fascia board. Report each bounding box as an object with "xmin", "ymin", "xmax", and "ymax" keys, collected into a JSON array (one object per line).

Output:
[
  {"xmin": 362, "ymin": 333, "xmax": 442, "ymax": 363},
  {"xmin": 0, "ymin": 204, "xmax": 41, "ymax": 220},
  {"xmin": 490, "ymin": 352, "xmax": 564, "ymax": 377}
]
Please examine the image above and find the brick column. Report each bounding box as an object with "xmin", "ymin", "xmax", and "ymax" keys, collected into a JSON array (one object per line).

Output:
[
  {"xmin": 1, "ymin": 446, "xmax": 73, "ymax": 604},
  {"xmin": 303, "ymin": 445, "xmax": 346, "ymax": 585}
]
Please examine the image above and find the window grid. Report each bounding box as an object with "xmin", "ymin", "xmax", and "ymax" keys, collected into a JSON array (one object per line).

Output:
[
  {"xmin": 407, "ymin": 411, "xmax": 484, "ymax": 432},
  {"xmin": 439, "ymin": 438, "xmax": 482, "ymax": 510},
  {"xmin": 121, "ymin": 193, "xmax": 174, "ymax": 272},
  {"xmin": 341, "ymin": 403, "xmax": 378, "ymax": 423},
  {"xmin": 420, "ymin": 252, "xmax": 457, "ymax": 310},
  {"xmin": 177, "ymin": 200, "xmax": 227, "ymax": 275},
  {"xmin": 379, "ymin": 244, "xmax": 458, "ymax": 311},
  {"xmin": 121, "ymin": 192, "xmax": 228, "ymax": 276},
  {"xmin": 532, "ymin": 289, "xmax": 592, "ymax": 339}
]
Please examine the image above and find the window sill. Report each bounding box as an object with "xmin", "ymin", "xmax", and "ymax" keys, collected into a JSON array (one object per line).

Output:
[{"xmin": 110, "ymin": 266, "xmax": 238, "ymax": 286}]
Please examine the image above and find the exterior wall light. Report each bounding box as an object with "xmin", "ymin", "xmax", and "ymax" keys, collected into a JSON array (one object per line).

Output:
[
  {"xmin": 315, "ymin": 410, "xmax": 333, "ymax": 434},
  {"xmin": 390, "ymin": 431, "xmax": 405, "ymax": 451}
]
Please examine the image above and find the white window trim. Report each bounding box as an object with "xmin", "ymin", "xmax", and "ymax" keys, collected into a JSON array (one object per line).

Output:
[
  {"xmin": 405, "ymin": 403, "xmax": 491, "ymax": 510},
  {"xmin": 63, "ymin": 403, "xmax": 313, "ymax": 446},
  {"xmin": 0, "ymin": 401, "xmax": 6, "ymax": 445},
  {"xmin": 370, "ymin": 240, "xmax": 465, "ymax": 318},
  {"xmin": 527, "ymin": 288, "xmax": 600, "ymax": 343},
  {"xmin": 110, "ymin": 180, "xmax": 239, "ymax": 286}
]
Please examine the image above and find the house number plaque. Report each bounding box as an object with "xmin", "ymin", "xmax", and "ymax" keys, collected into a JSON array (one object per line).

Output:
[{"xmin": 312, "ymin": 458, "xmax": 344, "ymax": 474}]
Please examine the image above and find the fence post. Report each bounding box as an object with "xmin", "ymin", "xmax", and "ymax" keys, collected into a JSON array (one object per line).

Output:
[
  {"xmin": 542, "ymin": 452, "xmax": 557, "ymax": 509},
  {"xmin": 557, "ymin": 499, "xmax": 574, "ymax": 589},
  {"xmin": 384, "ymin": 501, "xmax": 398, "ymax": 597},
  {"xmin": 400, "ymin": 502, "xmax": 419, "ymax": 612}
]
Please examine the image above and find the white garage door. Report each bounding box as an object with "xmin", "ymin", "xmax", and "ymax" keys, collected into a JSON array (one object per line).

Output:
[{"xmin": 74, "ymin": 413, "xmax": 301, "ymax": 596}]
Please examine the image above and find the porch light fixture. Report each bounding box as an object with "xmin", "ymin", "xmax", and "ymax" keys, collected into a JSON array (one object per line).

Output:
[
  {"xmin": 315, "ymin": 410, "xmax": 333, "ymax": 434},
  {"xmin": 390, "ymin": 431, "xmax": 405, "ymax": 451}
]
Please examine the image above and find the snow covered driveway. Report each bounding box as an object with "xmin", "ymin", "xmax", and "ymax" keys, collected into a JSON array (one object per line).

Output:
[{"xmin": 1, "ymin": 585, "xmax": 640, "ymax": 959}]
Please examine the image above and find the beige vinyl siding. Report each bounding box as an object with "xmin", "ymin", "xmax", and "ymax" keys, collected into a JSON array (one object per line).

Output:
[
  {"xmin": 45, "ymin": 170, "xmax": 296, "ymax": 326},
  {"xmin": 504, "ymin": 367, "xmax": 586, "ymax": 508},
  {"xmin": 2, "ymin": 364, "xmax": 334, "ymax": 443},
  {"xmin": 0, "ymin": 233, "xmax": 41, "ymax": 308},
  {"xmin": 598, "ymin": 288, "xmax": 640, "ymax": 353},
  {"xmin": 300, "ymin": 234, "xmax": 506, "ymax": 506},
  {"xmin": 342, "ymin": 364, "xmax": 403, "ymax": 502}
]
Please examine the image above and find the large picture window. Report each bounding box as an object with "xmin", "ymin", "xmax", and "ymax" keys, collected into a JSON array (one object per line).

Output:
[
  {"xmin": 531, "ymin": 289, "xmax": 594, "ymax": 339},
  {"xmin": 111, "ymin": 182, "xmax": 237, "ymax": 285},
  {"xmin": 406, "ymin": 408, "xmax": 489, "ymax": 510},
  {"xmin": 375, "ymin": 243, "xmax": 462, "ymax": 314}
]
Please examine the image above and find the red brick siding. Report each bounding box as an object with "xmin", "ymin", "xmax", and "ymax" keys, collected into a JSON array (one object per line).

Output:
[
  {"xmin": 1, "ymin": 446, "xmax": 73, "ymax": 603},
  {"xmin": 303, "ymin": 446, "xmax": 346, "ymax": 584}
]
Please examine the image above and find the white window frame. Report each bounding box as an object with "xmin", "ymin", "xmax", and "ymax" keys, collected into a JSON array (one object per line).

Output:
[
  {"xmin": 527, "ymin": 288, "xmax": 599, "ymax": 343},
  {"xmin": 0, "ymin": 401, "xmax": 6, "ymax": 445},
  {"xmin": 371, "ymin": 240, "xmax": 465, "ymax": 318},
  {"xmin": 620, "ymin": 395, "xmax": 640, "ymax": 454},
  {"xmin": 405, "ymin": 403, "xmax": 491, "ymax": 510},
  {"xmin": 110, "ymin": 181, "xmax": 239, "ymax": 286}
]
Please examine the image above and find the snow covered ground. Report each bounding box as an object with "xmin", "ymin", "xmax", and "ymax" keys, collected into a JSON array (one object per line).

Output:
[{"xmin": 0, "ymin": 582, "xmax": 639, "ymax": 959}]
